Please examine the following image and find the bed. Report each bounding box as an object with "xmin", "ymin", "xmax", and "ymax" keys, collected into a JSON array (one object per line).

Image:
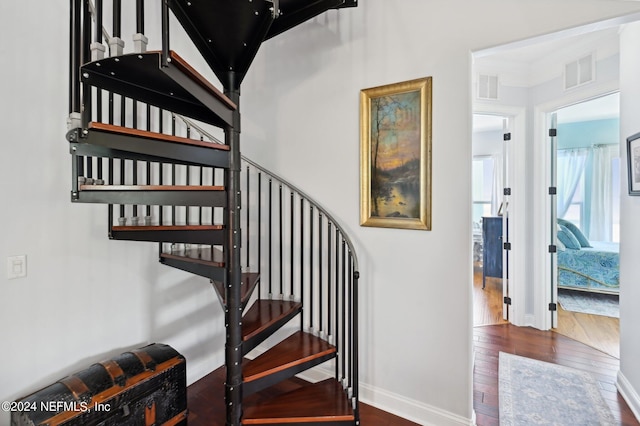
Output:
[{"xmin": 556, "ymin": 221, "xmax": 620, "ymax": 294}]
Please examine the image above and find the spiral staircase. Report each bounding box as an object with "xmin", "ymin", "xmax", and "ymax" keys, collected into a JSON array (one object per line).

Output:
[{"xmin": 67, "ymin": 1, "xmax": 360, "ymax": 424}]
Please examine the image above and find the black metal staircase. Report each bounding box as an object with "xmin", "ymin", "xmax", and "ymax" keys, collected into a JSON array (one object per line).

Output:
[{"xmin": 67, "ymin": 1, "xmax": 359, "ymax": 424}]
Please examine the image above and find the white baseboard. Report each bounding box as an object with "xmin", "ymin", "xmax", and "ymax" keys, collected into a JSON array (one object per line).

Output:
[
  {"xmin": 523, "ymin": 314, "xmax": 537, "ymax": 328},
  {"xmin": 617, "ymin": 371, "xmax": 640, "ymax": 422},
  {"xmin": 360, "ymin": 382, "xmax": 475, "ymax": 426}
]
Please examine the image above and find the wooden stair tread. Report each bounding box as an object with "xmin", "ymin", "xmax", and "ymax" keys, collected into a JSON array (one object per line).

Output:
[
  {"xmin": 88, "ymin": 122, "xmax": 230, "ymax": 151},
  {"xmin": 112, "ymin": 224, "xmax": 223, "ymax": 231},
  {"xmin": 161, "ymin": 247, "xmax": 225, "ymax": 267},
  {"xmin": 242, "ymin": 379, "xmax": 354, "ymax": 424},
  {"xmin": 242, "ymin": 300, "xmax": 302, "ymax": 343},
  {"xmin": 81, "ymin": 51, "xmax": 235, "ymax": 128},
  {"xmin": 212, "ymin": 272, "xmax": 260, "ymax": 307},
  {"xmin": 80, "ymin": 185, "xmax": 224, "ymax": 191},
  {"xmin": 244, "ymin": 331, "xmax": 336, "ymax": 383}
]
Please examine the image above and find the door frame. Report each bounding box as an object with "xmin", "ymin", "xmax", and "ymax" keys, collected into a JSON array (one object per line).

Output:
[
  {"xmin": 473, "ymin": 104, "xmax": 527, "ymax": 326},
  {"xmin": 532, "ymin": 81, "xmax": 619, "ymax": 330}
]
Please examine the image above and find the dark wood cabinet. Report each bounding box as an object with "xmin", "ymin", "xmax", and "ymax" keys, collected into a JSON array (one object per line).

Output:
[{"xmin": 482, "ymin": 216, "xmax": 503, "ymax": 288}]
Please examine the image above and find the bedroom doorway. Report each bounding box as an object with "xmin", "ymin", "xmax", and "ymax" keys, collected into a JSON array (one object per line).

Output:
[
  {"xmin": 546, "ymin": 93, "xmax": 621, "ymax": 358},
  {"xmin": 472, "ymin": 113, "xmax": 510, "ymax": 326}
]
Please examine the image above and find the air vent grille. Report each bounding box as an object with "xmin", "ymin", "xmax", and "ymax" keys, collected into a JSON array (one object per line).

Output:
[
  {"xmin": 477, "ymin": 74, "xmax": 499, "ymax": 100},
  {"xmin": 565, "ymin": 54, "xmax": 594, "ymax": 90}
]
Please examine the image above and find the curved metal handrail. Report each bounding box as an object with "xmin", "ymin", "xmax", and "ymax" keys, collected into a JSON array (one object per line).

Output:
[{"xmin": 174, "ymin": 114, "xmax": 360, "ymax": 273}]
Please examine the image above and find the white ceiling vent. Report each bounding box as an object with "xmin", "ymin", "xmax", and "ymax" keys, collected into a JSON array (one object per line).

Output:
[
  {"xmin": 564, "ymin": 54, "xmax": 595, "ymax": 90},
  {"xmin": 477, "ymin": 74, "xmax": 499, "ymax": 100}
]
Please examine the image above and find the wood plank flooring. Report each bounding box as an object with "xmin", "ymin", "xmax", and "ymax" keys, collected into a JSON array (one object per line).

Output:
[
  {"xmin": 556, "ymin": 299, "xmax": 620, "ymax": 358},
  {"xmin": 473, "ymin": 324, "xmax": 638, "ymax": 426},
  {"xmin": 186, "ymin": 266, "xmax": 629, "ymax": 425},
  {"xmin": 186, "ymin": 366, "xmax": 420, "ymax": 425},
  {"xmin": 473, "ymin": 265, "xmax": 619, "ymax": 358},
  {"xmin": 474, "ymin": 263, "xmax": 635, "ymax": 425}
]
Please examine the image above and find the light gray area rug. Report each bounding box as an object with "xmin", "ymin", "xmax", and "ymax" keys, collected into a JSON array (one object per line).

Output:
[
  {"xmin": 558, "ymin": 289, "xmax": 619, "ymax": 318},
  {"xmin": 499, "ymin": 352, "xmax": 616, "ymax": 425}
]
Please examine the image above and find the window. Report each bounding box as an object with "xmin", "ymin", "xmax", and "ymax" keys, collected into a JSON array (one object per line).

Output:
[
  {"xmin": 472, "ymin": 156, "xmax": 494, "ymax": 224},
  {"xmin": 561, "ymin": 171, "xmax": 584, "ymax": 229},
  {"xmin": 611, "ymin": 157, "xmax": 620, "ymax": 242}
]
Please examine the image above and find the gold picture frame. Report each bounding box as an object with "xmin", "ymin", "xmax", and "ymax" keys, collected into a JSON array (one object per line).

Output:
[{"xmin": 360, "ymin": 77, "xmax": 432, "ymax": 230}]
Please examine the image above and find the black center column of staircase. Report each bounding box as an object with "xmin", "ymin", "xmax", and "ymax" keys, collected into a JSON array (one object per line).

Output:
[{"xmin": 224, "ymin": 71, "xmax": 243, "ymax": 426}]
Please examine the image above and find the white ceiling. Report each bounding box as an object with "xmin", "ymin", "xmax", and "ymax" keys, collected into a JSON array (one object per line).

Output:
[{"xmin": 473, "ymin": 27, "xmax": 621, "ymax": 132}]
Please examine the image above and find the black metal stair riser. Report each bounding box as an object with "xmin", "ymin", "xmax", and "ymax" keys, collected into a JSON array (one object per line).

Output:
[
  {"xmin": 68, "ymin": 130, "xmax": 230, "ymax": 168},
  {"xmin": 109, "ymin": 229, "xmax": 225, "ymax": 245},
  {"xmin": 242, "ymin": 305, "xmax": 303, "ymax": 356},
  {"xmin": 243, "ymin": 352, "xmax": 337, "ymax": 396},
  {"xmin": 72, "ymin": 189, "xmax": 226, "ymax": 207},
  {"xmin": 159, "ymin": 257, "xmax": 226, "ymax": 282}
]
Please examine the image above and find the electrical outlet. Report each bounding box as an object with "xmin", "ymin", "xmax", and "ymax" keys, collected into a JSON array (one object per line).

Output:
[{"xmin": 7, "ymin": 255, "xmax": 27, "ymax": 279}]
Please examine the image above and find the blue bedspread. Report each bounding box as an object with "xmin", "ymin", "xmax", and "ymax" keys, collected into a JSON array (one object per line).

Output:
[{"xmin": 557, "ymin": 241, "xmax": 619, "ymax": 294}]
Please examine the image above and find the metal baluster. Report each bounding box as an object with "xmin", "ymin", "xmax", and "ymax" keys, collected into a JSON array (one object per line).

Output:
[
  {"xmin": 145, "ymin": 104, "xmax": 152, "ymax": 223},
  {"xmin": 257, "ymin": 172, "xmax": 262, "ymax": 300},
  {"xmin": 132, "ymin": 101, "xmax": 138, "ymax": 223},
  {"xmin": 353, "ymin": 261, "xmax": 360, "ymax": 418},
  {"xmin": 119, "ymin": 96, "xmax": 126, "ymax": 223},
  {"xmin": 246, "ymin": 166, "xmax": 250, "ymax": 268},
  {"xmin": 309, "ymin": 205, "xmax": 314, "ymax": 331},
  {"xmin": 171, "ymin": 115, "xmax": 176, "ymax": 226},
  {"xmin": 161, "ymin": 0, "xmax": 170, "ymax": 67},
  {"xmin": 158, "ymin": 108, "xmax": 164, "ymax": 225},
  {"xmin": 268, "ymin": 178, "xmax": 273, "ymax": 296},
  {"xmin": 136, "ymin": 0, "xmax": 144, "ymax": 34},
  {"xmin": 198, "ymin": 133, "xmax": 204, "ymax": 226},
  {"xmin": 318, "ymin": 212, "xmax": 323, "ymax": 335},
  {"xmin": 79, "ymin": 0, "xmax": 92, "ymax": 184},
  {"xmin": 95, "ymin": 0, "xmax": 103, "ymax": 183},
  {"xmin": 328, "ymin": 222, "xmax": 333, "ymax": 340},
  {"xmin": 108, "ymin": 93, "xmax": 114, "ymax": 187},
  {"xmin": 290, "ymin": 191, "xmax": 294, "ymax": 298},
  {"xmin": 348, "ymin": 254, "xmax": 353, "ymax": 389},
  {"xmin": 185, "ymin": 125, "xmax": 191, "ymax": 225},
  {"xmin": 341, "ymin": 240, "xmax": 346, "ymax": 383},
  {"xmin": 279, "ymin": 184, "xmax": 283, "ymax": 296},
  {"xmin": 335, "ymin": 234, "xmax": 342, "ymax": 379},
  {"xmin": 113, "ymin": 0, "xmax": 121, "ymax": 37},
  {"xmin": 300, "ymin": 197, "xmax": 305, "ymax": 331}
]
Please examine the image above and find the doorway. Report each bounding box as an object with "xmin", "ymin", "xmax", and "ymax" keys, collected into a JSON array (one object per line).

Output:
[
  {"xmin": 472, "ymin": 22, "xmax": 626, "ymax": 326},
  {"xmin": 472, "ymin": 114, "xmax": 508, "ymax": 326},
  {"xmin": 545, "ymin": 93, "xmax": 621, "ymax": 358}
]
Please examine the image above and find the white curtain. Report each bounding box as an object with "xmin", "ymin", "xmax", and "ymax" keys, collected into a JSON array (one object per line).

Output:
[
  {"xmin": 557, "ymin": 148, "xmax": 588, "ymax": 219},
  {"xmin": 491, "ymin": 153, "xmax": 503, "ymax": 216},
  {"xmin": 589, "ymin": 145, "xmax": 617, "ymax": 241}
]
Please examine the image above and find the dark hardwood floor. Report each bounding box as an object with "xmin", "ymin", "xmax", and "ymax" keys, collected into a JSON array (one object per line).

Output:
[
  {"xmin": 474, "ymin": 324, "xmax": 639, "ymax": 426},
  {"xmin": 186, "ymin": 268, "xmax": 634, "ymax": 425},
  {"xmin": 186, "ymin": 366, "xmax": 420, "ymax": 425}
]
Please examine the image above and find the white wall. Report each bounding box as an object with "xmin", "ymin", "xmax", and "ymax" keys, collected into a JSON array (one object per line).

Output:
[
  {"xmin": 3, "ymin": 1, "xmax": 640, "ymax": 426},
  {"xmin": 239, "ymin": 1, "xmax": 640, "ymax": 423},
  {"xmin": 618, "ymin": 21, "xmax": 640, "ymax": 419}
]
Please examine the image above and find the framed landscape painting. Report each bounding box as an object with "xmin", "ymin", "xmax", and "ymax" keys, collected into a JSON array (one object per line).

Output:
[{"xmin": 360, "ymin": 77, "xmax": 432, "ymax": 230}]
